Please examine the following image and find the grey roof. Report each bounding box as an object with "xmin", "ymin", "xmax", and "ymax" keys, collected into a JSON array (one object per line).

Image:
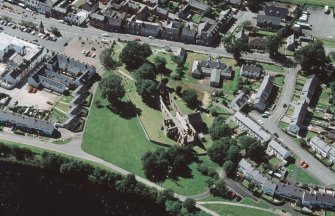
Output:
[
  {"xmin": 90, "ymin": 12, "xmax": 106, "ymax": 21},
  {"xmin": 0, "ymin": 110, "xmax": 55, "ymax": 134},
  {"xmin": 262, "ymin": 180, "xmax": 277, "ymax": 194},
  {"xmin": 238, "ymin": 159, "xmax": 267, "ymax": 185},
  {"xmin": 241, "ymin": 64, "xmax": 261, "ymax": 76},
  {"xmin": 303, "ymin": 192, "xmax": 335, "ymax": 205},
  {"xmin": 230, "ymin": 92, "xmax": 248, "ymax": 111},
  {"xmin": 67, "ymin": 105, "xmax": 82, "ymax": 117},
  {"xmin": 265, "ymin": 5, "xmax": 289, "ymax": 20},
  {"xmin": 275, "ymin": 183, "xmax": 305, "ymax": 199},
  {"xmin": 289, "ymin": 101, "xmax": 308, "ymax": 130},
  {"xmin": 238, "ymin": 158, "xmax": 254, "ymax": 174},
  {"xmin": 230, "ymin": 0, "xmax": 242, "ymax": 4},
  {"xmin": 299, "ymin": 74, "xmax": 318, "ymax": 104},
  {"xmin": 181, "ymin": 28, "xmax": 197, "ymax": 37},
  {"xmin": 268, "ymin": 139, "xmax": 291, "ymax": 159},
  {"xmin": 72, "ymin": 85, "xmax": 87, "ymax": 96},
  {"xmin": 257, "ymin": 15, "xmax": 281, "ymax": 26},
  {"xmin": 287, "ymin": 34, "xmax": 295, "ymax": 46},
  {"xmin": 254, "ymin": 75, "xmax": 274, "ymax": 111},
  {"xmin": 310, "ymin": 136, "xmax": 331, "ymax": 154},
  {"xmin": 248, "ymin": 37, "xmax": 267, "ymax": 48},
  {"xmin": 189, "ymin": 0, "xmax": 210, "ymax": 11},
  {"xmin": 210, "ymin": 69, "xmax": 221, "ymax": 84},
  {"xmin": 234, "ymin": 112, "xmax": 271, "ymax": 142}
]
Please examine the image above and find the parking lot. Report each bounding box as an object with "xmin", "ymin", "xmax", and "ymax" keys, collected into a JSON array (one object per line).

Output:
[
  {"xmin": 1, "ymin": 83, "xmax": 59, "ymax": 110},
  {"xmin": 304, "ymin": 7, "xmax": 335, "ymax": 39}
]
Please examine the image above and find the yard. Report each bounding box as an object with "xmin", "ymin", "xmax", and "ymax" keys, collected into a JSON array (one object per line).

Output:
[
  {"xmin": 54, "ymin": 102, "xmax": 71, "ymax": 113},
  {"xmin": 191, "ymin": 13, "xmax": 202, "ymax": 24},
  {"xmin": 148, "ymin": 51, "xmax": 177, "ymax": 74},
  {"xmin": 222, "ymin": 67, "xmax": 240, "ymax": 94},
  {"xmin": 49, "ymin": 108, "xmax": 67, "ymax": 123},
  {"xmin": 274, "ymin": 75, "xmax": 285, "ymax": 87},
  {"xmin": 277, "ymin": 121, "xmax": 289, "ymax": 130}
]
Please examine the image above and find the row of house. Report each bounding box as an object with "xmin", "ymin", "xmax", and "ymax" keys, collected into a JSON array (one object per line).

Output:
[
  {"xmin": 309, "ymin": 136, "xmax": 335, "ymax": 163},
  {"xmin": 288, "ymin": 75, "xmax": 318, "ymax": 134},
  {"xmin": 256, "ymin": 5, "xmax": 289, "ymax": 29},
  {"xmin": 191, "ymin": 59, "xmax": 233, "ymax": 87},
  {"xmin": 238, "ymin": 159, "xmax": 335, "ymax": 210},
  {"xmin": 266, "ymin": 139, "xmax": 291, "ymax": 163},
  {"xmin": 253, "ymin": 75, "xmax": 274, "ymax": 112},
  {"xmin": 240, "ymin": 64, "xmax": 262, "ymax": 79}
]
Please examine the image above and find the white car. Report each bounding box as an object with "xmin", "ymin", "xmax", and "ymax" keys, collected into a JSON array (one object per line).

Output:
[
  {"xmin": 102, "ymin": 33, "xmax": 109, "ymax": 37},
  {"xmin": 81, "ymin": 49, "xmax": 86, "ymax": 54},
  {"xmin": 148, "ymin": 36, "xmax": 154, "ymax": 39},
  {"xmin": 31, "ymin": 30, "xmax": 35, "ymax": 35},
  {"xmin": 258, "ymin": 120, "xmax": 264, "ymax": 124}
]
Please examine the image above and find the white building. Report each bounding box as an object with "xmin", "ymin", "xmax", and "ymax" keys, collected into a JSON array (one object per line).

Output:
[
  {"xmin": 266, "ymin": 139, "xmax": 291, "ymax": 163},
  {"xmin": 310, "ymin": 136, "xmax": 331, "ymax": 158}
]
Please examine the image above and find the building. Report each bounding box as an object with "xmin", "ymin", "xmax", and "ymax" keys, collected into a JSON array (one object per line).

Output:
[
  {"xmin": 302, "ymin": 192, "xmax": 335, "ymax": 210},
  {"xmin": 310, "ymin": 136, "xmax": 332, "ymax": 158},
  {"xmin": 181, "ymin": 28, "xmax": 197, "ymax": 44},
  {"xmin": 79, "ymin": 0, "xmax": 99, "ymax": 12},
  {"xmin": 253, "ymin": 75, "xmax": 274, "ymax": 112},
  {"xmin": 161, "ymin": 21, "xmax": 181, "ymax": 41},
  {"xmin": 257, "ymin": 15, "xmax": 281, "ymax": 29},
  {"xmin": 274, "ymin": 183, "xmax": 305, "ymax": 200},
  {"xmin": 173, "ymin": 48, "xmax": 186, "ymax": 63},
  {"xmin": 191, "ymin": 59, "xmax": 233, "ymax": 87},
  {"xmin": 28, "ymin": 54, "xmax": 96, "ymax": 94},
  {"xmin": 299, "ymin": 74, "xmax": 318, "ymax": 105},
  {"xmin": 234, "ymin": 112, "xmax": 271, "ymax": 143},
  {"xmin": 51, "ymin": 0, "xmax": 71, "ymax": 19},
  {"xmin": 240, "ymin": 64, "xmax": 262, "ymax": 79},
  {"xmin": 124, "ymin": 20, "xmax": 161, "ymax": 37},
  {"xmin": 0, "ymin": 110, "xmax": 55, "ymax": 135},
  {"xmin": 178, "ymin": 0, "xmax": 210, "ymax": 19},
  {"xmin": 286, "ymin": 34, "xmax": 296, "ymax": 51},
  {"xmin": 287, "ymin": 101, "xmax": 308, "ymax": 134},
  {"xmin": 89, "ymin": 11, "xmax": 108, "ymax": 30},
  {"xmin": 0, "ymin": 32, "xmax": 45, "ymax": 89},
  {"xmin": 64, "ymin": 10, "xmax": 90, "ymax": 26},
  {"xmin": 151, "ymin": 5, "xmax": 169, "ymax": 20},
  {"xmin": 120, "ymin": 0, "xmax": 142, "ymax": 14},
  {"xmin": 265, "ymin": 5, "xmax": 289, "ymax": 20},
  {"xmin": 25, "ymin": 0, "xmax": 59, "ymax": 15},
  {"xmin": 267, "ymin": 139, "xmax": 291, "ymax": 162},
  {"xmin": 230, "ymin": 92, "xmax": 248, "ymax": 112}
]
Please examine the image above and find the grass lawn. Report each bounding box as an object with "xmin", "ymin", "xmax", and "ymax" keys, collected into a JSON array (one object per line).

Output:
[
  {"xmin": 202, "ymin": 204, "xmax": 276, "ymax": 216},
  {"xmin": 269, "ymin": 157, "xmax": 282, "ymax": 167},
  {"xmin": 49, "ymin": 108, "xmax": 67, "ymax": 123},
  {"xmin": 319, "ymin": 38, "xmax": 335, "ymax": 48},
  {"xmin": 182, "ymin": 52, "xmax": 207, "ymax": 84},
  {"xmin": 258, "ymin": 63, "xmax": 283, "ymax": 73},
  {"xmin": 54, "ymin": 102, "xmax": 71, "ymax": 113},
  {"xmin": 317, "ymin": 86, "xmax": 331, "ymax": 110},
  {"xmin": 286, "ymin": 105, "xmax": 295, "ymax": 116},
  {"xmin": 296, "ymin": 167, "xmax": 321, "ymax": 185},
  {"xmin": 276, "ymin": 0, "xmax": 335, "ymax": 7},
  {"xmin": 59, "ymin": 95, "xmax": 74, "ymax": 104},
  {"xmin": 278, "ymin": 121, "xmax": 289, "ymax": 130},
  {"xmin": 256, "ymin": 29, "xmax": 277, "ymax": 37},
  {"xmin": 306, "ymin": 130, "xmax": 319, "ymax": 139},
  {"xmin": 191, "ymin": 13, "xmax": 202, "ymax": 24},
  {"xmin": 222, "ymin": 67, "xmax": 240, "ymax": 94},
  {"xmin": 173, "ymin": 93, "xmax": 194, "ymax": 115},
  {"xmin": 239, "ymin": 198, "xmax": 269, "ymax": 208},
  {"xmin": 274, "ymin": 75, "xmax": 284, "ymax": 87}
]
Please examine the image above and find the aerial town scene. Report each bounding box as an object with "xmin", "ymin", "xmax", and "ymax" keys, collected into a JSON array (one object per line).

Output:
[{"xmin": 0, "ymin": 0, "xmax": 335, "ymax": 215}]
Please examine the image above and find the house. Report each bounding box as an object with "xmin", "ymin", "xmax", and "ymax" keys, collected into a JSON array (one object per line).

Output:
[
  {"xmin": 274, "ymin": 183, "xmax": 305, "ymax": 200},
  {"xmin": 191, "ymin": 59, "xmax": 233, "ymax": 87},
  {"xmin": 181, "ymin": 28, "xmax": 197, "ymax": 44},
  {"xmin": 230, "ymin": 92, "xmax": 248, "ymax": 112},
  {"xmin": 253, "ymin": 75, "xmax": 274, "ymax": 112},
  {"xmin": 287, "ymin": 101, "xmax": 308, "ymax": 134},
  {"xmin": 151, "ymin": 5, "xmax": 169, "ymax": 20},
  {"xmin": 124, "ymin": 20, "xmax": 161, "ymax": 37},
  {"xmin": 234, "ymin": 112, "xmax": 271, "ymax": 143},
  {"xmin": 161, "ymin": 21, "xmax": 181, "ymax": 41},
  {"xmin": 51, "ymin": 0, "xmax": 71, "ymax": 19},
  {"xmin": 79, "ymin": 0, "xmax": 99, "ymax": 12},
  {"xmin": 136, "ymin": 5, "xmax": 150, "ymax": 21},
  {"xmin": 302, "ymin": 192, "xmax": 335, "ymax": 210},
  {"xmin": 178, "ymin": 0, "xmax": 210, "ymax": 19},
  {"xmin": 286, "ymin": 34, "xmax": 297, "ymax": 51},
  {"xmin": 310, "ymin": 136, "xmax": 331, "ymax": 158},
  {"xmin": 240, "ymin": 64, "xmax": 262, "ymax": 79},
  {"xmin": 229, "ymin": 0, "xmax": 242, "ymax": 7},
  {"xmin": 0, "ymin": 110, "xmax": 55, "ymax": 135},
  {"xmin": 120, "ymin": 0, "xmax": 142, "ymax": 14},
  {"xmin": 248, "ymin": 37, "xmax": 267, "ymax": 50},
  {"xmin": 265, "ymin": 5, "xmax": 289, "ymax": 20},
  {"xmin": 173, "ymin": 48, "xmax": 186, "ymax": 63},
  {"xmin": 25, "ymin": 0, "xmax": 58, "ymax": 15},
  {"xmin": 64, "ymin": 10, "xmax": 90, "ymax": 27},
  {"xmin": 89, "ymin": 11, "xmax": 108, "ymax": 30},
  {"xmin": 257, "ymin": 15, "xmax": 281, "ymax": 29},
  {"xmin": 267, "ymin": 139, "xmax": 291, "ymax": 162},
  {"xmin": 326, "ymin": 130, "xmax": 335, "ymax": 141},
  {"xmin": 299, "ymin": 74, "xmax": 318, "ymax": 105}
]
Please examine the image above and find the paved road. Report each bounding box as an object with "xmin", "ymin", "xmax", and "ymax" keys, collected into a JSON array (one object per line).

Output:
[
  {"xmin": 249, "ymin": 66, "xmax": 335, "ymax": 186},
  {"xmin": 0, "ymin": 3, "xmax": 276, "ymax": 65}
]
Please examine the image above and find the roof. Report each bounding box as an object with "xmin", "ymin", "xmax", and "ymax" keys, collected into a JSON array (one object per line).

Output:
[
  {"xmin": 310, "ymin": 136, "xmax": 331, "ymax": 154},
  {"xmin": 262, "ymin": 180, "xmax": 277, "ymax": 193},
  {"xmin": 241, "ymin": 64, "xmax": 261, "ymax": 74},
  {"xmin": 90, "ymin": 12, "xmax": 105, "ymax": 21},
  {"xmin": 275, "ymin": 183, "xmax": 305, "ymax": 199},
  {"xmin": 303, "ymin": 192, "xmax": 335, "ymax": 204},
  {"xmin": 230, "ymin": 0, "xmax": 242, "ymax": 4},
  {"xmin": 287, "ymin": 34, "xmax": 295, "ymax": 46},
  {"xmin": 234, "ymin": 112, "xmax": 271, "ymax": 142},
  {"xmin": 257, "ymin": 15, "xmax": 281, "ymax": 26},
  {"xmin": 210, "ymin": 69, "xmax": 221, "ymax": 84},
  {"xmin": 299, "ymin": 74, "xmax": 318, "ymax": 104},
  {"xmin": 268, "ymin": 139, "xmax": 291, "ymax": 158},
  {"xmin": 181, "ymin": 28, "xmax": 197, "ymax": 37},
  {"xmin": 230, "ymin": 92, "xmax": 248, "ymax": 110},
  {"xmin": 290, "ymin": 101, "xmax": 308, "ymax": 129},
  {"xmin": 189, "ymin": 0, "xmax": 210, "ymax": 11},
  {"xmin": 265, "ymin": 5, "xmax": 289, "ymax": 19},
  {"xmin": 254, "ymin": 75, "xmax": 274, "ymax": 110}
]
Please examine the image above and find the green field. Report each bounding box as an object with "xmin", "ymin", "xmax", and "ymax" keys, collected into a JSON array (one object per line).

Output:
[
  {"xmin": 148, "ymin": 51, "xmax": 177, "ymax": 73},
  {"xmin": 202, "ymin": 204, "xmax": 276, "ymax": 216},
  {"xmin": 296, "ymin": 167, "xmax": 321, "ymax": 185},
  {"xmin": 191, "ymin": 13, "xmax": 202, "ymax": 24},
  {"xmin": 274, "ymin": 76, "xmax": 285, "ymax": 87},
  {"xmin": 222, "ymin": 68, "xmax": 240, "ymax": 94},
  {"xmin": 54, "ymin": 102, "xmax": 71, "ymax": 113},
  {"xmin": 276, "ymin": 0, "xmax": 335, "ymax": 7},
  {"xmin": 239, "ymin": 198, "xmax": 269, "ymax": 208},
  {"xmin": 258, "ymin": 63, "xmax": 284, "ymax": 73}
]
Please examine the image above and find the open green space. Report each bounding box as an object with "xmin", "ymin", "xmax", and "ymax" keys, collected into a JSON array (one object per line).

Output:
[
  {"xmin": 258, "ymin": 63, "xmax": 283, "ymax": 73},
  {"xmin": 49, "ymin": 108, "xmax": 67, "ymax": 123},
  {"xmin": 239, "ymin": 198, "xmax": 269, "ymax": 208},
  {"xmin": 222, "ymin": 68, "xmax": 240, "ymax": 94},
  {"xmin": 296, "ymin": 167, "xmax": 321, "ymax": 185},
  {"xmin": 256, "ymin": 29, "xmax": 277, "ymax": 37},
  {"xmin": 54, "ymin": 102, "xmax": 71, "ymax": 113},
  {"xmin": 277, "ymin": 121, "xmax": 289, "ymax": 130},
  {"xmin": 274, "ymin": 76, "xmax": 285, "ymax": 87},
  {"xmin": 202, "ymin": 204, "xmax": 276, "ymax": 216},
  {"xmin": 319, "ymin": 38, "xmax": 335, "ymax": 48},
  {"xmin": 269, "ymin": 157, "xmax": 282, "ymax": 167},
  {"xmin": 276, "ymin": 0, "xmax": 335, "ymax": 7},
  {"xmin": 191, "ymin": 13, "xmax": 202, "ymax": 24},
  {"xmin": 148, "ymin": 51, "xmax": 177, "ymax": 73},
  {"xmin": 59, "ymin": 95, "xmax": 74, "ymax": 104}
]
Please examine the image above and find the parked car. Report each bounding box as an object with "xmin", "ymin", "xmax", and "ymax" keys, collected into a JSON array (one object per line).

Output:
[
  {"xmin": 63, "ymin": 42, "xmax": 68, "ymax": 46},
  {"xmin": 303, "ymin": 163, "xmax": 309, "ymax": 168},
  {"xmin": 46, "ymin": 101, "xmax": 53, "ymax": 105},
  {"xmin": 33, "ymin": 39, "xmax": 38, "ymax": 42}
]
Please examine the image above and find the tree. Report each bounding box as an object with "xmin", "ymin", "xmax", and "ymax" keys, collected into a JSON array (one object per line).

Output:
[
  {"xmin": 223, "ymin": 160, "xmax": 236, "ymax": 178},
  {"xmin": 141, "ymin": 148, "xmax": 169, "ymax": 181},
  {"xmin": 210, "ymin": 179, "xmax": 229, "ymax": 198},
  {"xmin": 153, "ymin": 56, "xmax": 167, "ymax": 73},
  {"xmin": 238, "ymin": 135, "xmax": 257, "ymax": 149},
  {"xmin": 294, "ymin": 40, "xmax": 328, "ymax": 72},
  {"xmin": 99, "ymin": 74, "xmax": 125, "ymax": 105},
  {"xmin": 48, "ymin": 26, "xmax": 61, "ymax": 37},
  {"xmin": 175, "ymin": 86, "xmax": 182, "ymax": 95},
  {"xmin": 167, "ymin": 146, "xmax": 194, "ymax": 172},
  {"xmin": 133, "ymin": 63, "xmax": 156, "ymax": 81},
  {"xmin": 183, "ymin": 198, "xmax": 196, "ymax": 212},
  {"xmin": 182, "ymin": 90, "xmax": 198, "ymax": 108},
  {"xmin": 207, "ymin": 137, "xmax": 237, "ymax": 165},
  {"xmin": 246, "ymin": 0, "xmax": 262, "ymax": 12},
  {"xmin": 120, "ymin": 41, "xmax": 152, "ymax": 69},
  {"xmin": 99, "ymin": 48, "xmax": 117, "ymax": 69},
  {"xmin": 208, "ymin": 116, "xmax": 231, "ymax": 140},
  {"xmin": 95, "ymin": 100, "xmax": 101, "ymax": 108},
  {"xmin": 227, "ymin": 145, "xmax": 240, "ymax": 162},
  {"xmin": 165, "ymin": 200, "xmax": 182, "ymax": 215},
  {"xmin": 266, "ymin": 36, "xmax": 281, "ymax": 56},
  {"xmin": 238, "ymin": 135, "xmax": 265, "ymax": 162},
  {"xmin": 135, "ymin": 79, "xmax": 157, "ymax": 98}
]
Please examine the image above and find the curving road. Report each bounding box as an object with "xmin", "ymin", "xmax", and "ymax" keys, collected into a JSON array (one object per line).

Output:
[{"xmin": 249, "ymin": 66, "xmax": 335, "ymax": 186}]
